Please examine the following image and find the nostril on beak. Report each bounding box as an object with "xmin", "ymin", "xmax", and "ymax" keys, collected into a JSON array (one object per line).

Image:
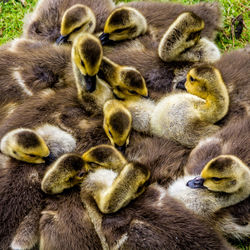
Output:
[{"xmin": 176, "ymin": 78, "xmax": 187, "ymax": 91}]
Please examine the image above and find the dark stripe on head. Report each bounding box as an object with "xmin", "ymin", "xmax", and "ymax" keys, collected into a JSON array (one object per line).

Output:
[
  {"xmin": 64, "ymin": 7, "xmax": 87, "ymax": 30},
  {"xmin": 110, "ymin": 111, "xmax": 130, "ymax": 134},
  {"xmin": 80, "ymin": 38, "xmax": 102, "ymax": 68},
  {"xmin": 208, "ymin": 157, "xmax": 234, "ymax": 172},
  {"xmin": 17, "ymin": 131, "xmax": 41, "ymax": 148},
  {"xmin": 109, "ymin": 9, "xmax": 129, "ymax": 26},
  {"xmin": 123, "ymin": 70, "xmax": 143, "ymax": 88},
  {"xmin": 90, "ymin": 146, "xmax": 116, "ymax": 163}
]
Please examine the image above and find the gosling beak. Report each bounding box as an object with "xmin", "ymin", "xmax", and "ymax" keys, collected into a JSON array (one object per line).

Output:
[
  {"xmin": 84, "ymin": 75, "xmax": 96, "ymax": 93},
  {"xmin": 186, "ymin": 176, "xmax": 206, "ymax": 189},
  {"xmin": 176, "ymin": 78, "xmax": 187, "ymax": 91},
  {"xmin": 99, "ymin": 32, "xmax": 111, "ymax": 45},
  {"xmin": 56, "ymin": 34, "xmax": 69, "ymax": 45},
  {"xmin": 115, "ymin": 144, "xmax": 126, "ymax": 154},
  {"xmin": 142, "ymin": 95, "xmax": 149, "ymax": 99},
  {"xmin": 43, "ymin": 153, "xmax": 56, "ymax": 165}
]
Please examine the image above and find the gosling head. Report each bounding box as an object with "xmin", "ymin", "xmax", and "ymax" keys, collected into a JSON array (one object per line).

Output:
[
  {"xmin": 187, "ymin": 155, "xmax": 250, "ymax": 194},
  {"xmin": 72, "ymin": 33, "xmax": 103, "ymax": 92},
  {"xmin": 41, "ymin": 153, "xmax": 87, "ymax": 194},
  {"xmin": 113, "ymin": 66, "xmax": 148, "ymax": 100},
  {"xmin": 103, "ymin": 100, "xmax": 132, "ymax": 153},
  {"xmin": 0, "ymin": 128, "xmax": 50, "ymax": 164},
  {"xmin": 158, "ymin": 12, "xmax": 204, "ymax": 62},
  {"xmin": 82, "ymin": 144, "xmax": 127, "ymax": 171},
  {"xmin": 56, "ymin": 4, "xmax": 96, "ymax": 45},
  {"xmin": 99, "ymin": 7, "xmax": 147, "ymax": 45},
  {"xmin": 184, "ymin": 65, "xmax": 227, "ymax": 101}
]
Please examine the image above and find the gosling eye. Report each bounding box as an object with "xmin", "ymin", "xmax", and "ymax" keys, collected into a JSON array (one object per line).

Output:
[
  {"xmin": 114, "ymin": 28, "xmax": 127, "ymax": 34},
  {"xmin": 78, "ymin": 171, "xmax": 85, "ymax": 178},
  {"xmin": 89, "ymin": 162, "xmax": 99, "ymax": 169},
  {"xmin": 211, "ymin": 177, "xmax": 221, "ymax": 181},
  {"xmin": 108, "ymin": 129, "xmax": 113, "ymax": 138},
  {"xmin": 128, "ymin": 90, "xmax": 137, "ymax": 95},
  {"xmin": 28, "ymin": 154, "xmax": 37, "ymax": 158},
  {"xmin": 81, "ymin": 60, "xmax": 85, "ymax": 68},
  {"xmin": 190, "ymin": 76, "xmax": 195, "ymax": 82}
]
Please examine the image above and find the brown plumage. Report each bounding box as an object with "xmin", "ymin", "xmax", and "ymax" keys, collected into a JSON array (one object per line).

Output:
[
  {"xmin": 214, "ymin": 46, "xmax": 250, "ymax": 125},
  {"xmin": 23, "ymin": 0, "xmax": 115, "ymax": 42},
  {"xmin": 39, "ymin": 187, "xmax": 102, "ymax": 250},
  {"xmin": 82, "ymin": 183, "xmax": 230, "ymax": 249},
  {"xmin": 185, "ymin": 116, "xmax": 250, "ymax": 241},
  {"xmin": 124, "ymin": 1, "xmax": 222, "ymax": 42},
  {"xmin": 0, "ymin": 154, "xmax": 45, "ymax": 249},
  {"xmin": 102, "ymin": 2, "xmax": 222, "ymax": 99},
  {"xmin": 0, "ymin": 39, "xmax": 73, "ymax": 124}
]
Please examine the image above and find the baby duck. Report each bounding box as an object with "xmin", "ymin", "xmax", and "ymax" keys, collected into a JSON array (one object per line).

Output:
[
  {"xmin": 23, "ymin": 0, "xmax": 115, "ymax": 43},
  {"xmin": 99, "ymin": 6, "xmax": 147, "ymax": 45},
  {"xmin": 98, "ymin": 56, "xmax": 148, "ymax": 100},
  {"xmin": 56, "ymin": 4, "xmax": 96, "ymax": 45},
  {"xmin": 158, "ymin": 12, "xmax": 220, "ymax": 63},
  {"xmin": 103, "ymin": 99, "xmax": 132, "ymax": 153},
  {"xmin": 41, "ymin": 145, "xmax": 150, "ymax": 214},
  {"xmin": 99, "ymin": 2, "xmax": 222, "ymax": 46},
  {"xmin": 120, "ymin": 65, "xmax": 229, "ymax": 147},
  {"xmin": 0, "ymin": 128, "xmax": 49, "ymax": 164},
  {"xmin": 168, "ymin": 155, "xmax": 250, "ymax": 216}
]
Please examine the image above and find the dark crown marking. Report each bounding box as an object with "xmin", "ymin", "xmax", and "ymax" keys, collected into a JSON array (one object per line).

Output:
[
  {"xmin": 64, "ymin": 7, "xmax": 87, "ymax": 30},
  {"xmin": 81, "ymin": 39, "xmax": 102, "ymax": 67},
  {"xmin": 110, "ymin": 111, "xmax": 130, "ymax": 134},
  {"xmin": 90, "ymin": 146, "xmax": 117, "ymax": 163},
  {"xmin": 109, "ymin": 9, "xmax": 129, "ymax": 26},
  {"xmin": 62, "ymin": 155, "xmax": 84, "ymax": 171},
  {"xmin": 208, "ymin": 157, "xmax": 234, "ymax": 172},
  {"xmin": 123, "ymin": 71, "xmax": 143, "ymax": 88},
  {"xmin": 17, "ymin": 131, "xmax": 41, "ymax": 148}
]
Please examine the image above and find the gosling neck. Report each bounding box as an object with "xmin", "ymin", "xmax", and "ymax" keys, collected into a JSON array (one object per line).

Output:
[
  {"xmin": 72, "ymin": 62, "xmax": 113, "ymax": 109},
  {"xmin": 198, "ymin": 82, "xmax": 229, "ymax": 124}
]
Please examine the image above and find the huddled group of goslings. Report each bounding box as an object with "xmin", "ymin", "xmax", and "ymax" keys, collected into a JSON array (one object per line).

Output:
[{"xmin": 0, "ymin": 0, "xmax": 249, "ymax": 249}]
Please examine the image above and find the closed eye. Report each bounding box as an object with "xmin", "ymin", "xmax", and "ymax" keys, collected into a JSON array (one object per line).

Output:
[
  {"xmin": 211, "ymin": 177, "xmax": 221, "ymax": 181},
  {"xmin": 81, "ymin": 60, "xmax": 85, "ymax": 68},
  {"xmin": 108, "ymin": 129, "xmax": 113, "ymax": 138},
  {"xmin": 114, "ymin": 28, "xmax": 127, "ymax": 33},
  {"xmin": 128, "ymin": 90, "xmax": 137, "ymax": 95},
  {"xmin": 190, "ymin": 76, "xmax": 195, "ymax": 82}
]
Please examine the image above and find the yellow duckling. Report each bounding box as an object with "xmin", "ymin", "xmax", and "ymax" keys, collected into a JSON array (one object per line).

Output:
[
  {"xmin": 151, "ymin": 65, "xmax": 229, "ymax": 147},
  {"xmin": 120, "ymin": 65, "xmax": 228, "ymax": 147},
  {"xmin": 98, "ymin": 56, "xmax": 148, "ymax": 100},
  {"xmin": 0, "ymin": 128, "xmax": 49, "ymax": 164},
  {"xmin": 41, "ymin": 145, "xmax": 150, "ymax": 214},
  {"xmin": 168, "ymin": 155, "xmax": 250, "ymax": 216},
  {"xmin": 103, "ymin": 99, "xmax": 132, "ymax": 153},
  {"xmin": 41, "ymin": 153, "xmax": 86, "ymax": 194},
  {"xmin": 23, "ymin": 0, "xmax": 114, "ymax": 43},
  {"xmin": 158, "ymin": 12, "xmax": 220, "ymax": 63},
  {"xmin": 56, "ymin": 4, "xmax": 96, "ymax": 45},
  {"xmin": 99, "ymin": 6, "xmax": 147, "ymax": 45}
]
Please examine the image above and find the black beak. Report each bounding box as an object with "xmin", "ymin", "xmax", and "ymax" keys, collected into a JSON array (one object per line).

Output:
[
  {"xmin": 99, "ymin": 32, "xmax": 111, "ymax": 45},
  {"xmin": 115, "ymin": 144, "xmax": 126, "ymax": 154},
  {"xmin": 186, "ymin": 176, "xmax": 206, "ymax": 189},
  {"xmin": 176, "ymin": 78, "xmax": 187, "ymax": 91},
  {"xmin": 143, "ymin": 95, "xmax": 149, "ymax": 99},
  {"xmin": 43, "ymin": 153, "xmax": 57, "ymax": 165},
  {"xmin": 84, "ymin": 75, "xmax": 96, "ymax": 93},
  {"xmin": 56, "ymin": 35, "xmax": 69, "ymax": 45}
]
